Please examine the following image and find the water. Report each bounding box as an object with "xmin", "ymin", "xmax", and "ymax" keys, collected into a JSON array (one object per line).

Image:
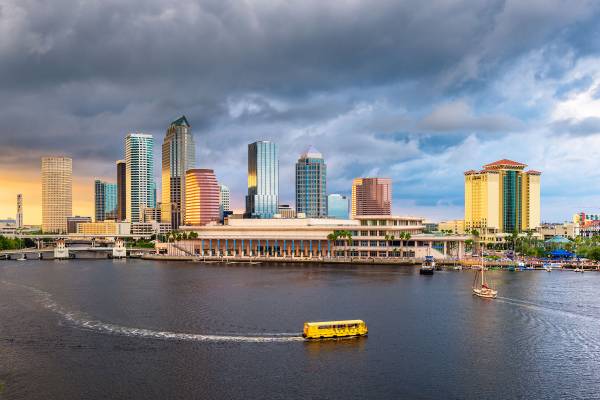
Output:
[{"xmin": 1, "ymin": 260, "xmax": 599, "ymax": 399}]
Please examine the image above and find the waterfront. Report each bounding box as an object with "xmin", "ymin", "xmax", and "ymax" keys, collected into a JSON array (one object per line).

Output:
[{"xmin": 1, "ymin": 260, "xmax": 600, "ymax": 399}]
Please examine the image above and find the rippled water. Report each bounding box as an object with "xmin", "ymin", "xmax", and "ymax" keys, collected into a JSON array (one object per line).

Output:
[{"xmin": 1, "ymin": 260, "xmax": 599, "ymax": 399}]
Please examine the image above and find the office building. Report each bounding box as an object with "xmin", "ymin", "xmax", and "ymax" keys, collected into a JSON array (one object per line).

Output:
[
  {"xmin": 42, "ymin": 156, "xmax": 72, "ymax": 233},
  {"xmin": 116, "ymin": 160, "xmax": 126, "ymax": 221},
  {"xmin": 142, "ymin": 205, "xmax": 162, "ymax": 223},
  {"xmin": 351, "ymin": 178, "xmax": 392, "ymax": 217},
  {"xmin": 327, "ymin": 194, "xmax": 350, "ymax": 219},
  {"xmin": 219, "ymin": 184, "xmax": 231, "ymax": 219},
  {"xmin": 94, "ymin": 180, "xmax": 118, "ymax": 221},
  {"xmin": 125, "ymin": 133, "xmax": 155, "ymax": 223},
  {"xmin": 16, "ymin": 194, "xmax": 23, "ymax": 228},
  {"xmin": 295, "ymin": 146, "xmax": 327, "ymax": 218},
  {"xmin": 185, "ymin": 169, "xmax": 220, "ymax": 226},
  {"xmin": 67, "ymin": 216, "xmax": 92, "ymax": 234},
  {"xmin": 246, "ymin": 141, "xmax": 279, "ymax": 218},
  {"xmin": 464, "ymin": 159, "xmax": 541, "ymax": 234},
  {"xmin": 277, "ymin": 204, "xmax": 297, "ymax": 219},
  {"xmin": 161, "ymin": 116, "xmax": 196, "ymax": 230}
]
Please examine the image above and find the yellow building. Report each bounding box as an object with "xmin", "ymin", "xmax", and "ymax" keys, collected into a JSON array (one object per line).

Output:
[
  {"xmin": 77, "ymin": 221, "xmax": 118, "ymax": 235},
  {"xmin": 351, "ymin": 178, "xmax": 362, "ymax": 218},
  {"xmin": 42, "ymin": 156, "xmax": 72, "ymax": 233},
  {"xmin": 464, "ymin": 159, "xmax": 541, "ymax": 235},
  {"xmin": 439, "ymin": 219, "xmax": 465, "ymax": 234}
]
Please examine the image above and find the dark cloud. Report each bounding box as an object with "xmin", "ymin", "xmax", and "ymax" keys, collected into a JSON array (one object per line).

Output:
[{"xmin": 2, "ymin": 0, "xmax": 600, "ymax": 217}]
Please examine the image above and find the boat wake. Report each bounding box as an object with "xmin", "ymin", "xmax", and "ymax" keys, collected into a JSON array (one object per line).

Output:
[
  {"xmin": 1, "ymin": 280, "xmax": 303, "ymax": 343},
  {"xmin": 496, "ymin": 296, "xmax": 600, "ymax": 323}
]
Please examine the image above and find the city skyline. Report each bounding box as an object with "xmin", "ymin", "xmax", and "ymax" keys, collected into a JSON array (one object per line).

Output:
[{"xmin": 4, "ymin": 2, "xmax": 600, "ymax": 223}]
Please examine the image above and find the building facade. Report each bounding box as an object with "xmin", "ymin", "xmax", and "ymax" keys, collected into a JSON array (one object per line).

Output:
[
  {"xmin": 42, "ymin": 156, "xmax": 73, "ymax": 233},
  {"xmin": 67, "ymin": 216, "xmax": 92, "ymax": 234},
  {"xmin": 116, "ymin": 160, "xmax": 126, "ymax": 221},
  {"xmin": 161, "ymin": 116, "xmax": 196, "ymax": 230},
  {"xmin": 246, "ymin": 141, "xmax": 278, "ymax": 218},
  {"xmin": 125, "ymin": 133, "xmax": 155, "ymax": 223},
  {"xmin": 295, "ymin": 146, "xmax": 327, "ymax": 218},
  {"xmin": 174, "ymin": 216, "xmax": 467, "ymax": 259},
  {"xmin": 16, "ymin": 194, "xmax": 23, "ymax": 228},
  {"xmin": 219, "ymin": 184, "xmax": 231, "ymax": 219},
  {"xmin": 438, "ymin": 219, "xmax": 466, "ymax": 234},
  {"xmin": 185, "ymin": 169, "xmax": 220, "ymax": 226},
  {"xmin": 94, "ymin": 180, "xmax": 118, "ymax": 221},
  {"xmin": 142, "ymin": 205, "xmax": 162, "ymax": 223},
  {"xmin": 351, "ymin": 178, "xmax": 392, "ymax": 217},
  {"xmin": 327, "ymin": 194, "xmax": 349, "ymax": 219},
  {"xmin": 464, "ymin": 159, "xmax": 541, "ymax": 234},
  {"xmin": 277, "ymin": 204, "xmax": 297, "ymax": 218}
]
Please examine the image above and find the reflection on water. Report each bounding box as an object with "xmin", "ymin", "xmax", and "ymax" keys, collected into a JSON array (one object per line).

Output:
[{"xmin": 304, "ymin": 337, "xmax": 367, "ymax": 358}]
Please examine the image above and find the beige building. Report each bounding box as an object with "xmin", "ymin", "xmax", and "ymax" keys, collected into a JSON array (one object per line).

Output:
[
  {"xmin": 42, "ymin": 156, "xmax": 72, "ymax": 233},
  {"xmin": 464, "ymin": 159, "xmax": 541, "ymax": 236},
  {"xmin": 173, "ymin": 215, "xmax": 468, "ymax": 259},
  {"xmin": 439, "ymin": 220, "xmax": 465, "ymax": 234}
]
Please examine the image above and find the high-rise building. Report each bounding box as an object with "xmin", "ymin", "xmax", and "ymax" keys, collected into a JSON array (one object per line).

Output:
[
  {"xmin": 161, "ymin": 116, "xmax": 196, "ymax": 230},
  {"xmin": 94, "ymin": 180, "xmax": 118, "ymax": 221},
  {"xmin": 246, "ymin": 141, "xmax": 278, "ymax": 218},
  {"xmin": 219, "ymin": 184, "xmax": 231, "ymax": 219},
  {"xmin": 295, "ymin": 146, "xmax": 327, "ymax": 218},
  {"xmin": 328, "ymin": 194, "xmax": 350, "ymax": 219},
  {"xmin": 116, "ymin": 160, "xmax": 126, "ymax": 221},
  {"xmin": 184, "ymin": 169, "xmax": 220, "ymax": 226},
  {"xmin": 351, "ymin": 178, "xmax": 392, "ymax": 217},
  {"xmin": 142, "ymin": 204, "xmax": 162, "ymax": 223},
  {"xmin": 125, "ymin": 133, "xmax": 155, "ymax": 223},
  {"xmin": 16, "ymin": 194, "xmax": 23, "ymax": 228},
  {"xmin": 41, "ymin": 156, "xmax": 72, "ymax": 233},
  {"xmin": 464, "ymin": 159, "xmax": 541, "ymax": 234}
]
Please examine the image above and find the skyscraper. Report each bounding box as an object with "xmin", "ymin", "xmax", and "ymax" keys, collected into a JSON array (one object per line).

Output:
[
  {"xmin": 351, "ymin": 178, "xmax": 392, "ymax": 217},
  {"xmin": 219, "ymin": 184, "xmax": 231, "ymax": 218},
  {"xmin": 116, "ymin": 160, "xmax": 126, "ymax": 221},
  {"xmin": 464, "ymin": 159, "xmax": 541, "ymax": 234},
  {"xmin": 16, "ymin": 194, "xmax": 23, "ymax": 228},
  {"xmin": 327, "ymin": 194, "xmax": 349, "ymax": 219},
  {"xmin": 42, "ymin": 156, "xmax": 72, "ymax": 233},
  {"xmin": 185, "ymin": 169, "xmax": 220, "ymax": 226},
  {"xmin": 161, "ymin": 116, "xmax": 195, "ymax": 230},
  {"xmin": 295, "ymin": 146, "xmax": 327, "ymax": 218},
  {"xmin": 125, "ymin": 133, "xmax": 155, "ymax": 223},
  {"xmin": 246, "ymin": 141, "xmax": 279, "ymax": 218},
  {"xmin": 95, "ymin": 180, "xmax": 118, "ymax": 221}
]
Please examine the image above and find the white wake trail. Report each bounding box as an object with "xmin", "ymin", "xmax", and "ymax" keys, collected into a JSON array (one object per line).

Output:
[{"xmin": 2, "ymin": 280, "xmax": 304, "ymax": 343}]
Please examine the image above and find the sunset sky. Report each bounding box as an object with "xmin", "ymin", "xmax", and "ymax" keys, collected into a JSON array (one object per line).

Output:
[{"xmin": 3, "ymin": 0, "xmax": 600, "ymax": 225}]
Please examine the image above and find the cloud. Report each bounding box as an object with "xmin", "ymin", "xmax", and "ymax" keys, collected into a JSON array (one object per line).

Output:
[{"xmin": 2, "ymin": 0, "xmax": 600, "ymax": 222}]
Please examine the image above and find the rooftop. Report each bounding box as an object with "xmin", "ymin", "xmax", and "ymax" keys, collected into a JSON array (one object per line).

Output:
[
  {"xmin": 300, "ymin": 145, "xmax": 323, "ymax": 159},
  {"xmin": 170, "ymin": 115, "xmax": 190, "ymax": 127},
  {"xmin": 483, "ymin": 159, "xmax": 527, "ymax": 170}
]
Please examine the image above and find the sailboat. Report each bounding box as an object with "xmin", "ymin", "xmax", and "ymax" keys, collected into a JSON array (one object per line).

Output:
[{"xmin": 472, "ymin": 257, "xmax": 497, "ymax": 299}]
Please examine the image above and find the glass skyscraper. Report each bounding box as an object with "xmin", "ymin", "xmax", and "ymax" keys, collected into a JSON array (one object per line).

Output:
[
  {"xmin": 246, "ymin": 141, "xmax": 278, "ymax": 218},
  {"xmin": 125, "ymin": 133, "xmax": 155, "ymax": 223},
  {"xmin": 116, "ymin": 160, "xmax": 126, "ymax": 221},
  {"xmin": 94, "ymin": 180, "xmax": 118, "ymax": 221},
  {"xmin": 295, "ymin": 146, "xmax": 326, "ymax": 217},
  {"xmin": 161, "ymin": 116, "xmax": 195, "ymax": 229},
  {"xmin": 327, "ymin": 194, "xmax": 349, "ymax": 219}
]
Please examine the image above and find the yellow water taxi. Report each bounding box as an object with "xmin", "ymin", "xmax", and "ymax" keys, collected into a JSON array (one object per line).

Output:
[{"xmin": 302, "ymin": 320, "xmax": 368, "ymax": 339}]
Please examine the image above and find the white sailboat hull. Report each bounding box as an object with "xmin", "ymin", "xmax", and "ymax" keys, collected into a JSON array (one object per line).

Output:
[{"xmin": 472, "ymin": 288, "xmax": 498, "ymax": 299}]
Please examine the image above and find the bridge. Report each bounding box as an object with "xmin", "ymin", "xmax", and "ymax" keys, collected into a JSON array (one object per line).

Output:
[{"xmin": 0, "ymin": 238, "xmax": 155, "ymax": 260}]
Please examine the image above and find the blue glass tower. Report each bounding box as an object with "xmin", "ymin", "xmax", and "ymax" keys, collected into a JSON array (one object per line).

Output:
[
  {"xmin": 94, "ymin": 180, "xmax": 118, "ymax": 221},
  {"xmin": 327, "ymin": 194, "xmax": 349, "ymax": 219},
  {"xmin": 125, "ymin": 133, "xmax": 155, "ymax": 223},
  {"xmin": 246, "ymin": 141, "xmax": 278, "ymax": 218},
  {"xmin": 295, "ymin": 146, "xmax": 327, "ymax": 217}
]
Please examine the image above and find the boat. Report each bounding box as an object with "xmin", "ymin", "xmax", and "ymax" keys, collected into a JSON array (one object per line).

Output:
[
  {"xmin": 574, "ymin": 267, "xmax": 585, "ymax": 273},
  {"xmin": 302, "ymin": 320, "xmax": 368, "ymax": 340},
  {"xmin": 453, "ymin": 265, "xmax": 463, "ymax": 271},
  {"xmin": 543, "ymin": 263, "xmax": 552, "ymax": 272},
  {"xmin": 16, "ymin": 254, "xmax": 26, "ymax": 261},
  {"xmin": 472, "ymin": 262, "xmax": 497, "ymax": 299},
  {"xmin": 420, "ymin": 255, "xmax": 435, "ymax": 275}
]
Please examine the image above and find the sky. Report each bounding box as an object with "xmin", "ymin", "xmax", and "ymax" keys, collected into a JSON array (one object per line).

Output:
[{"xmin": 2, "ymin": 0, "xmax": 600, "ymax": 225}]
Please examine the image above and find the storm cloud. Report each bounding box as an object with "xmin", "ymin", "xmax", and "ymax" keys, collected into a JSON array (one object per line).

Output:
[{"xmin": 2, "ymin": 0, "xmax": 600, "ymax": 221}]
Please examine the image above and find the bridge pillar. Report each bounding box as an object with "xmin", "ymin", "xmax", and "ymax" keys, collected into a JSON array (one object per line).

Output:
[
  {"xmin": 113, "ymin": 238, "xmax": 127, "ymax": 259},
  {"xmin": 54, "ymin": 239, "xmax": 69, "ymax": 259}
]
